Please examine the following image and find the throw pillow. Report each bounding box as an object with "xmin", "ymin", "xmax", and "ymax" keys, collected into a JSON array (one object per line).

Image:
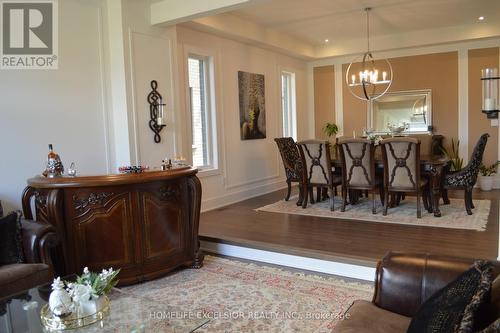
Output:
[
  {"xmin": 407, "ymin": 260, "xmax": 494, "ymax": 333},
  {"xmin": 0, "ymin": 211, "xmax": 24, "ymax": 264},
  {"xmin": 478, "ymin": 317, "xmax": 500, "ymax": 333}
]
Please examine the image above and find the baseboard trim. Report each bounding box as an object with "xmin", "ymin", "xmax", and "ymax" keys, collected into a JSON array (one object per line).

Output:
[
  {"xmin": 201, "ymin": 180, "xmax": 288, "ymax": 212},
  {"xmin": 201, "ymin": 240, "xmax": 376, "ymax": 282}
]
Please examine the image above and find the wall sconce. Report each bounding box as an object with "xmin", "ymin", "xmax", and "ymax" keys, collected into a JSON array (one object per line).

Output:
[
  {"xmin": 481, "ymin": 68, "xmax": 499, "ymax": 119},
  {"xmin": 147, "ymin": 80, "xmax": 166, "ymax": 143}
]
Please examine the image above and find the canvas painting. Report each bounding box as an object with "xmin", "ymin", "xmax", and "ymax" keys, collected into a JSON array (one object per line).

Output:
[{"xmin": 238, "ymin": 71, "xmax": 266, "ymax": 140}]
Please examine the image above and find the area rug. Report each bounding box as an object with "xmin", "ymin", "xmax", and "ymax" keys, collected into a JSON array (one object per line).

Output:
[
  {"xmin": 125, "ymin": 255, "xmax": 373, "ymax": 332},
  {"xmin": 256, "ymin": 196, "xmax": 490, "ymax": 231}
]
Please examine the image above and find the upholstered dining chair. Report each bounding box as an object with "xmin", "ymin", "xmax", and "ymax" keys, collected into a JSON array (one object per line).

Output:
[
  {"xmin": 380, "ymin": 138, "xmax": 430, "ymax": 218},
  {"xmin": 274, "ymin": 137, "xmax": 303, "ymax": 201},
  {"xmin": 297, "ymin": 140, "xmax": 342, "ymax": 210},
  {"xmin": 338, "ymin": 138, "xmax": 383, "ymax": 214},
  {"xmin": 441, "ymin": 133, "xmax": 489, "ymax": 215}
]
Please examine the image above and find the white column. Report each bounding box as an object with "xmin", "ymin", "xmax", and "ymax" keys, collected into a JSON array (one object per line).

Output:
[
  {"xmin": 306, "ymin": 63, "xmax": 315, "ymax": 138},
  {"xmin": 334, "ymin": 62, "xmax": 344, "ymax": 136},
  {"xmin": 458, "ymin": 49, "xmax": 469, "ymax": 164},
  {"xmin": 104, "ymin": 0, "xmax": 133, "ymax": 168}
]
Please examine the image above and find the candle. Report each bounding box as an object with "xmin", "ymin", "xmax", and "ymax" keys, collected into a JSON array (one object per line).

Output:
[
  {"xmin": 353, "ymin": 130, "xmax": 356, "ymax": 138},
  {"xmin": 484, "ymin": 98, "xmax": 496, "ymax": 110},
  {"xmin": 374, "ymin": 70, "xmax": 379, "ymax": 82},
  {"xmin": 359, "ymin": 71, "xmax": 363, "ymax": 83},
  {"xmin": 351, "ymin": 74, "xmax": 356, "ymax": 85},
  {"xmin": 382, "ymin": 71, "xmax": 387, "ymax": 81},
  {"xmin": 157, "ymin": 98, "xmax": 165, "ymax": 125}
]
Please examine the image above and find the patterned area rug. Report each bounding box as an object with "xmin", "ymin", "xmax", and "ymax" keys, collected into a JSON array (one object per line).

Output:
[
  {"xmin": 256, "ymin": 195, "xmax": 490, "ymax": 231},
  {"xmin": 125, "ymin": 256, "xmax": 373, "ymax": 332}
]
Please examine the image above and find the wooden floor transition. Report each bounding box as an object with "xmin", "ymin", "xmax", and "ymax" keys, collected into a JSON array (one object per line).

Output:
[{"xmin": 199, "ymin": 188, "xmax": 499, "ymax": 267}]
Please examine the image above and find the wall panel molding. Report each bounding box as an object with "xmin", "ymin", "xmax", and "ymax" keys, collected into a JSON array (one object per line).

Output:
[{"xmin": 458, "ymin": 49, "xmax": 469, "ymax": 164}]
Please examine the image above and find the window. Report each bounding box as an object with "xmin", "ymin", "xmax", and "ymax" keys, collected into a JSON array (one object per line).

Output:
[
  {"xmin": 281, "ymin": 71, "xmax": 297, "ymax": 139},
  {"xmin": 188, "ymin": 55, "xmax": 216, "ymax": 170}
]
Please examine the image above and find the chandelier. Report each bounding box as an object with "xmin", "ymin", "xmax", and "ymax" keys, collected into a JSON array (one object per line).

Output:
[{"xmin": 346, "ymin": 8, "xmax": 393, "ymax": 101}]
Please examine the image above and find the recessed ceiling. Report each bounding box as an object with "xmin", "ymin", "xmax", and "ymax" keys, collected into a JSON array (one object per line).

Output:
[{"xmin": 230, "ymin": 0, "xmax": 500, "ymax": 45}]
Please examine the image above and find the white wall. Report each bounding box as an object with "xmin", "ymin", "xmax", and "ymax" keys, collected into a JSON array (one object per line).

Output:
[
  {"xmin": 0, "ymin": 0, "xmax": 311, "ymax": 213},
  {"xmin": 0, "ymin": 0, "xmax": 111, "ymax": 212},
  {"xmin": 175, "ymin": 26, "xmax": 310, "ymax": 211},
  {"xmin": 120, "ymin": 0, "xmax": 181, "ymax": 167}
]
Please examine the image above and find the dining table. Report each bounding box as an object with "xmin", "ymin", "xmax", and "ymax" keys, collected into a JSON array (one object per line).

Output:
[{"xmin": 329, "ymin": 154, "xmax": 451, "ymax": 217}]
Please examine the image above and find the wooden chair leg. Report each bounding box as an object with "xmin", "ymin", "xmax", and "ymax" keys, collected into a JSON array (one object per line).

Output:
[
  {"xmin": 372, "ymin": 190, "xmax": 376, "ymax": 214},
  {"xmin": 296, "ymin": 185, "xmax": 303, "ymax": 206},
  {"xmin": 285, "ymin": 180, "xmax": 292, "ymax": 201},
  {"xmin": 309, "ymin": 187, "xmax": 315, "ymax": 204},
  {"xmin": 302, "ymin": 185, "xmax": 309, "ymax": 209},
  {"xmin": 396, "ymin": 192, "xmax": 405, "ymax": 206},
  {"xmin": 341, "ymin": 186, "xmax": 347, "ymax": 212},
  {"xmin": 425, "ymin": 188, "xmax": 433, "ymax": 213},
  {"xmin": 465, "ymin": 188, "xmax": 473, "ymax": 215},
  {"xmin": 329, "ymin": 186, "xmax": 334, "ymax": 211},
  {"xmin": 417, "ymin": 191, "xmax": 422, "ymax": 218},
  {"xmin": 422, "ymin": 188, "xmax": 430, "ymax": 212},
  {"xmin": 442, "ymin": 188, "xmax": 450, "ymax": 205},
  {"xmin": 468, "ymin": 188, "xmax": 475, "ymax": 209},
  {"xmin": 316, "ymin": 186, "xmax": 321, "ymax": 202},
  {"xmin": 379, "ymin": 186, "xmax": 385, "ymax": 205},
  {"xmin": 383, "ymin": 191, "xmax": 389, "ymax": 216},
  {"xmin": 389, "ymin": 193, "xmax": 396, "ymax": 208}
]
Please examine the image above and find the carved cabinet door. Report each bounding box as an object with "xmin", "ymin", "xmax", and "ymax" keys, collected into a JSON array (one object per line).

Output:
[
  {"xmin": 64, "ymin": 188, "xmax": 141, "ymax": 281},
  {"xmin": 137, "ymin": 179, "xmax": 191, "ymax": 279}
]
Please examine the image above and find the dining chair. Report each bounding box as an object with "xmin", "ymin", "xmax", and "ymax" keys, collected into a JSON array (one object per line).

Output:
[
  {"xmin": 297, "ymin": 140, "xmax": 341, "ymax": 210},
  {"xmin": 441, "ymin": 133, "xmax": 489, "ymax": 215},
  {"xmin": 274, "ymin": 137, "xmax": 303, "ymax": 201},
  {"xmin": 380, "ymin": 137, "xmax": 430, "ymax": 218},
  {"xmin": 338, "ymin": 138, "xmax": 383, "ymax": 214}
]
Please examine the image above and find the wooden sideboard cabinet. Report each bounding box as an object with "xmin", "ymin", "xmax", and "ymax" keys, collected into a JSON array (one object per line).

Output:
[{"xmin": 22, "ymin": 167, "xmax": 203, "ymax": 285}]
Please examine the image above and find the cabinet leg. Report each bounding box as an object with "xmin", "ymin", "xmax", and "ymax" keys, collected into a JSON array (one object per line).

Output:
[{"xmin": 191, "ymin": 248, "xmax": 205, "ymax": 269}]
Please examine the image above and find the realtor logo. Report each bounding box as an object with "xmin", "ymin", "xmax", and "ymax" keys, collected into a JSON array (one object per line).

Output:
[{"xmin": 1, "ymin": 0, "xmax": 58, "ymax": 69}]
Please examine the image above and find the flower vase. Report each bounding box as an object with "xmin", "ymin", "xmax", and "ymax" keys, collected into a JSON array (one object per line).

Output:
[
  {"xmin": 478, "ymin": 175, "xmax": 494, "ymax": 191},
  {"xmin": 77, "ymin": 296, "xmax": 106, "ymax": 318}
]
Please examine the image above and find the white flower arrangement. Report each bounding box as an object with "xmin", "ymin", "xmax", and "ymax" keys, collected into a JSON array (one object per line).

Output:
[
  {"xmin": 48, "ymin": 267, "xmax": 119, "ymax": 318},
  {"xmin": 367, "ymin": 134, "xmax": 383, "ymax": 146},
  {"xmin": 66, "ymin": 267, "xmax": 120, "ymax": 301}
]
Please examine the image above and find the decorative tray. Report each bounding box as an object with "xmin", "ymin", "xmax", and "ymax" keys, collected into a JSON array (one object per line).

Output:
[{"xmin": 40, "ymin": 296, "xmax": 110, "ymax": 331}]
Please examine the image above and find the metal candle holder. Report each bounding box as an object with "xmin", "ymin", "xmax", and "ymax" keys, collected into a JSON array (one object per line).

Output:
[{"xmin": 147, "ymin": 80, "xmax": 166, "ymax": 143}]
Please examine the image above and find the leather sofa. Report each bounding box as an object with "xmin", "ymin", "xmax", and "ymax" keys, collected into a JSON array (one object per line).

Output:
[
  {"xmin": 336, "ymin": 252, "xmax": 500, "ymax": 332},
  {"xmin": 0, "ymin": 202, "xmax": 57, "ymax": 300}
]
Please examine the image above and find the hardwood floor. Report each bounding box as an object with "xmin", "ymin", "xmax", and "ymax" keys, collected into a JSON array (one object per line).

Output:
[{"xmin": 200, "ymin": 187, "xmax": 499, "ymax": 266}]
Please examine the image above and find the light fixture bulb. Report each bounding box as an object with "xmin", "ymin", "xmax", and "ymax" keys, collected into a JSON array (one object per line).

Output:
[{"xmin": 478, "ymin": 16, "xmax": 485, "ymax": 21}]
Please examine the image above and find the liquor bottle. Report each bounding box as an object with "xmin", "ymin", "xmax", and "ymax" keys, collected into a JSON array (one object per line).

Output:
[
  {"xmin": 44, "ymin": 144, "xmax": 64, "ymax": 177},
  {"xmin": 48, "ymin": 144, "xmax": 57, "ymax": 163}
]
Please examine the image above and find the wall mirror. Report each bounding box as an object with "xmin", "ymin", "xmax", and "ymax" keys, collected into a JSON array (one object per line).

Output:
[{"xmin": 368, "ymin": 89, "xmax": 432, "ymax": 134}]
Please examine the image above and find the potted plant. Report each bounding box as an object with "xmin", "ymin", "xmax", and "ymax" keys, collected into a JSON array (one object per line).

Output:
[
  {"xmin": 323, "ymin": 122, "xmax": 339, "ymax": 158},
  {"xmin": 440, "ymin": 139, "xmax": 464, "ymax": 171},
  {"xmin": 478, "ymin": 161, "xmax": 500, "ymax": 191}
]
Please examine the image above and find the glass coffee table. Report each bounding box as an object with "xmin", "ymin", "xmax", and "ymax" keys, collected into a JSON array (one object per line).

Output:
[{"xmin": 0, "ymin": 283, "xmax": 209, "ymax": 332}]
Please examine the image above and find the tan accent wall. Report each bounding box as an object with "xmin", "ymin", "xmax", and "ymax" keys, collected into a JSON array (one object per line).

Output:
[
  {"xmin": 468, "ymin": 48, "xmax": 499, "ymax": 166},
  {"xmin": 314, "ymin": 66, "xmax": 335, "ymax": 140},
  {"xmin": 342, "ymin": 52, "xmax": 459, "ymax": 153}
]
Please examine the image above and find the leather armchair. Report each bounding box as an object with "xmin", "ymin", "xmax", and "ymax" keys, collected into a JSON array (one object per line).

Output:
[
  {"xmin": 335, "ymin": 252, "xmax": 500, "ymax": 333},
  {"xmin": 0, "ymin": 217, "xmax": 58, "ymax": 300}
]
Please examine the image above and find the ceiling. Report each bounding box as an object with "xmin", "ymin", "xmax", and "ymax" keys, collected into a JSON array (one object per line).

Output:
[{"xmin": 230, "ymin": 0, "xmax": 500, "ymax": 46}]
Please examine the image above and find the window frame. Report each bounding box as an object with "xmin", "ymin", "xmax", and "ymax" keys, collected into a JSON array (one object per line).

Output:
[
  {"xmin": 184, "ymin": 49, "xmax": 219, "ymax": 175},
  {"xmin": 280, "ymin": 71, "xmax": 297, "ymax": 140}
]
